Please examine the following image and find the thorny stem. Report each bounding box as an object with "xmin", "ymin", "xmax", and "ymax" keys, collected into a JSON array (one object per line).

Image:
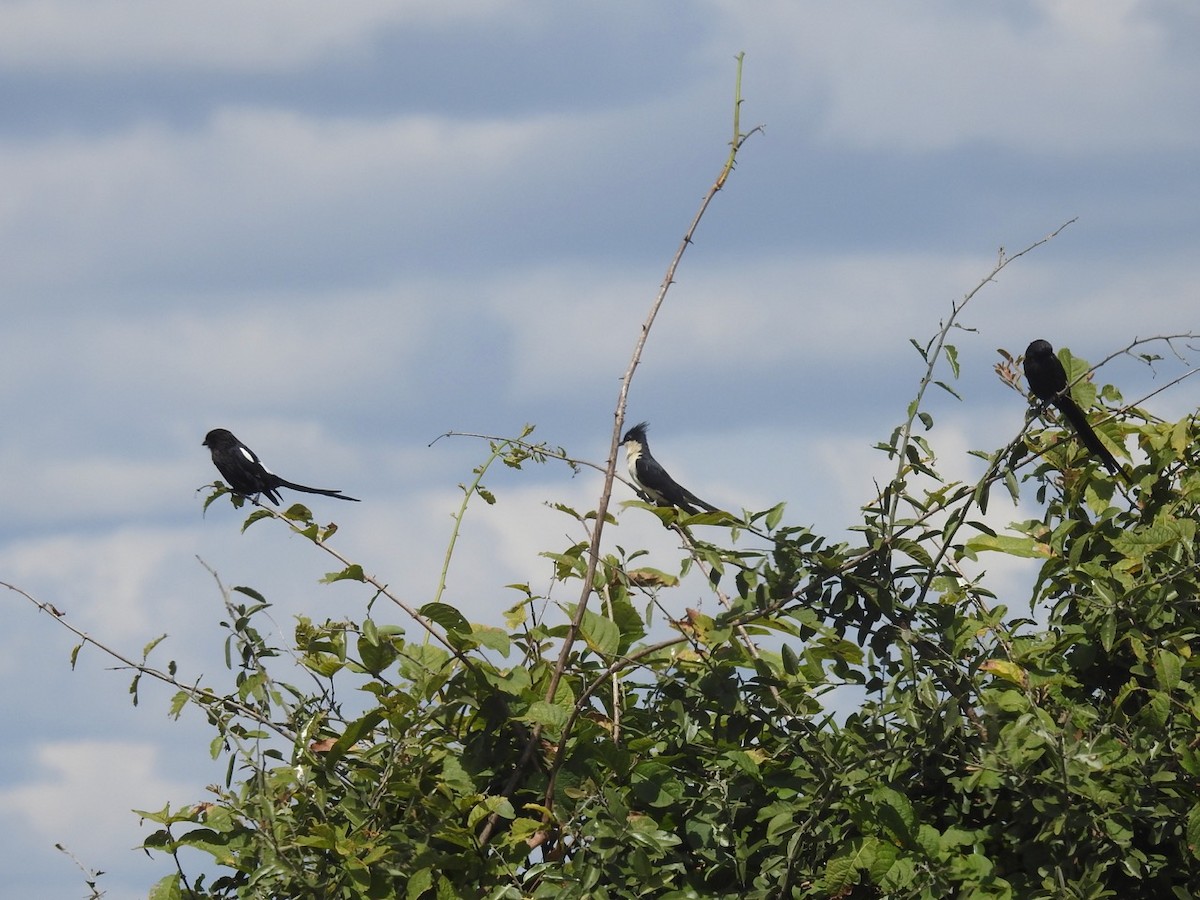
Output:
[{"xmin": 480, "ymin": 53, "xmax": 762, "ymax": 846}]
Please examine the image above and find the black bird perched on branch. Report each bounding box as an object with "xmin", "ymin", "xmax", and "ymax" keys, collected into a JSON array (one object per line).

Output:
[
  {"xmin": 620, "ymin": 422, "xmax": 719, "ymax": 515},
  {"xmin": 203, "ymin": 428, "xmax": 360, "ymax": 504},
  {"xmin": 1022, "ymin": 339, "xmax": 1129, "ymax": 483}
]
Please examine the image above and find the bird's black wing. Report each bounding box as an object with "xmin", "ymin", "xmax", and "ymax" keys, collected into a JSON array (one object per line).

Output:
[
  {"xmin": 213, "ymin": 443, "xmax": 284, "ymax": 504},
  {"xmin": 635, "ymin": 455, "xmax": 717, "ymax": 514}
]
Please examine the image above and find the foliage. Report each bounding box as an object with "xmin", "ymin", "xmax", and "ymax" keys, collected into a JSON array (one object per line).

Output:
[
  {"xmin": 128, "ymin": 333, "xmax": 1200, "ymax": 900},
  {"xmin": 9, "ymin": 59, "xmax": 1200, "ymax": 900}
]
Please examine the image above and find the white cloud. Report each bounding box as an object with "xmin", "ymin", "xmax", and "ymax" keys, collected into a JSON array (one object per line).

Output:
[
  {"xmin": 0, "ymin": 739, "xmax": 194, "ymax": 863},
  {"xmin": 0, "ymin": 528, "xmax": 196, "ymax": 638},
  {"xmin": 0, "ymin": 107, "xmax": 558, "ymax": 291},
  {"xmin": 1, "ymin": 454, "xmax": 190, "ymax": 520},
  {"xmin": 0, "ymin": 5, "xmax": 1194, "ymax": 897},
  {"xmin": 0, "ymin": 0, "xmax": 516, "ymax": 71},
  {"xmin": 4, "ymin": 284, "xmax": 433, "ymax": 406},
  {"xmin": 488, "ymin": 239, "xmax": 1200, "ymax": 408},
  {"xmin": 490, "ymin": 251, "xmax": 1018, "ymax": 395},
  {"xmin": 711, "ymin": 0, "xmax": 1200, "ymax": 154}
]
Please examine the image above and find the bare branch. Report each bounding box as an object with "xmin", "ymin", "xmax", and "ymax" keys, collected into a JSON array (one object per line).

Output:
[{"xmin": 479, "ymin": 54, "xmax": 762, "ymax": 846}]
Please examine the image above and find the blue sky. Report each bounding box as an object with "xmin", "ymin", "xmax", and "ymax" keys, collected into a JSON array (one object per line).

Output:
[{"xmin": 2, "ymin": 2, "xmax": 1199, "ymax": 895}]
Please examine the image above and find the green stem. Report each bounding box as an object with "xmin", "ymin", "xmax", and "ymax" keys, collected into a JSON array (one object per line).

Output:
[{"xmin": 430, "ymin": 439, "xmax": 510, "ymax": 613}]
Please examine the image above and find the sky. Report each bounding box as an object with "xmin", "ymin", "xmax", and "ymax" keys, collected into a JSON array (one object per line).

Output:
[{"xmin": 1, "ymin": 1, "xmax": 1198, "ymax": 895}]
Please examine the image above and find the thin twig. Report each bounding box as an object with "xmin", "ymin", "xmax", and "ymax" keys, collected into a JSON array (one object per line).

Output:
[
  {"xmin": 3, "ymin": 579, "xmax": 297, "ymax": 741},
  {"xmin": 480, "ymin": 54, "xmax": 762, "ymax": 846},
  {"xmin": 233, "ymin": 500, "xmax": 482, "ymax": 677},
  {"xmin": 883, "ymin": 218, "xmax": 1077, "ymax": 535}
]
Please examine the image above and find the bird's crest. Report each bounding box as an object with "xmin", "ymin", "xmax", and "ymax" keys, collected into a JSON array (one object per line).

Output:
[{"xmin": 621, "ymin": 421, "xmax": 650, "ymax": 445}]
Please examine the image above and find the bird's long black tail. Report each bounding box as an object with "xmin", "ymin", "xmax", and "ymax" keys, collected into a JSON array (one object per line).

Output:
[
  {"xmin": 277, "ymin": 479, "xmax": 361, "ymax": 502},
  {"xmin": 1053, "ymin": 396, "xmax": 1131, "ymax": 485},
  {"xmin": 680, "ymin": 488, "xmax": 720, "ymax": 514}
]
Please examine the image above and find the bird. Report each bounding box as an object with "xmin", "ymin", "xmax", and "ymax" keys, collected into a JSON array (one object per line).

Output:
[
  {"xmin": 1022, "ymin": 339, "xmax": 1129, "ymax": 483},
  {"xmin": 202, "ymin": 428, "xmax": 360, "ymax": 504},
  {"xmin": 620, "ymin": 421, "xmax": 719, "ymax": 515}
]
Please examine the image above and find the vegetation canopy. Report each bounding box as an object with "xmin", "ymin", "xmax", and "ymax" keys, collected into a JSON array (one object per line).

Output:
[{"xmin": 8, "ymin": 57, "xmax": 1200, "ymax": 900}]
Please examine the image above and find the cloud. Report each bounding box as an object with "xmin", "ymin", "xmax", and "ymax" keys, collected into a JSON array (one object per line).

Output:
[
  {"xmin": 487, "ymin": 240, "xmax": 1200, "ymax": 405},
  {"xmin": 0, "ymin": 740, "xmax": 195, "ymax": 880},
  {"xmin": 0, "ymin": 0, "xmax": 517, "ymax": 72},
  {"xmin": 0, "ymin": 106, "xmax": 562, "ymax": 294},
  {"xmin": 712, "ymin": 0, "xmax": 1200, "ymax": 154},
  {"xmin": 0, "ymin": 527, "xmax": 200, "ymax": 637},
  {"xmin": 489, "ymin": 250, "xmax": 1023, "ymax": 399},
  {"xmin": 1, "ymin": 284, "xmax": 434, "ymax": 417},
  {"xmin": 0, "ymin": 5, "xmax": 1197, "ymax": 896}
]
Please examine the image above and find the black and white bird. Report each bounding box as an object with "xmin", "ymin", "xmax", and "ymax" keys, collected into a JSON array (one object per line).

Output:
[
  {"xmin": 620, "ymin": 421, "xmax": 718, "ymax": 515},
  {"xmin": 203, "ymin": 428, "xmax": 360, "ymax": 504},
  {"xmin": 1022, "ymin": 339, "xmax": 1129, "ymax": 483}
]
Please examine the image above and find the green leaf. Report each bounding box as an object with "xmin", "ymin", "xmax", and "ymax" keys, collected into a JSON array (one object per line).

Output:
[
  {"xmin": 892, "ymin": 536, "xmax": 934, "ymax": 568},
  {"xmin": 868, "ymin": 838, "xmax": 900, "ymax": 883},
  {"xmin": 148, "ymin": 873, "xmax": 183, "ymax": 900},
  {"xmin": 1100, "ymin": 611, "xmax": 1117, "ymax": 652},
  {"xmin": 201, "ymin": 486, "xmax": 228, "ymax": 513},
  {"xmin": 321, "ymin": 564, "xmax": 366, "ymax": 584},
  {"xmin": 781, "ymin": 643, "xmax": 800, "ymax": 675},
  {"xmin": 283, "ymin": 502, "xmax": 314, "ymax": 522},
  {"xmin": 1171, "ymin": 417, "xmax": 1190, "ymax": 454},
  {"xmin": 631, "ymin": 760, "xmax": 685, "ymax": 808},
  {"xmin": 168, "ymin": 690, "xmax": 189, "ymax": 719},
  {"xmin": 406, "ymin": 868, "xmax": 433, "ymax": 900},
  {"xmin": 934, "ymin": 380, "xmax": 962, "ymax": 400},
  {"xmin": 1188, "ymin": 805, "xmax": 1200, "ymax": 860},
  {"xmin": 1142, "ymin": 691, "xmax": 1170, "ymax": 730},
  {"xmin": 980, "ymin": 659, "xmax": 1026, "ymax": 687},
  {"xmin": 1156, "ymin": 649, "xmax": 1183, "ymax": 693},
  {"xmin": 231, "ymin": 585, "xmax": 268, "ymax": 604},
  {"xmin": 626, "ymin": 567, "xmax": 679, "ymax": 588},
  {"xmin": 357, "ymin": 631, "xmax": 397, "ymax": 675},
  {"xmin": 872, "ymin": 786, "xmax": 916, "ymax": 847},
  {"xmin": 134, "ymin": 802, "xmax": 184, "ymax": 826},
  {"xmin": 824, "ymin": 853, "xmax": 857, "ymax": 892},
  {"xmin": 171, "ymin": 827, "xmax": 233, "ymax": 859},
  {"xmin": 964, "ymin": 533, "xmax": 1049, "ymax": 558},
  {"xmin": 468, "ymin": 795, "xmax": 515, "ymax": 828},
  {"xmin": 580, "ymin": 608, "xmax": 620, "ymax": 656},
  {"xmin": 302, "ymin": 652, "xmax": 345, "ymax": 677},
  {"xmin": 240, "ymin": 509, "xmax": 273, "ymax": 532},
  {"xmin": 471, "ymin": 625, "xmax": 511, "ymax": 656},
  {"xmin": 764, "ymin": 501, "xmax": 786, "ymax": 531},
  {"xmin": 916, "ymin": 823, "xmax": 941, "ymax": 858},
  {"xmin": 483, "ymin": 664, "xmax": 531, "ymax": 696},
  {"xmin": 419, "ymin": 602, "xmax": 470, "ymax": 633},
  {"xmin": 1003, "ymin": 468, "xmax": 1019, "ymax": 504},
  {"xmin": 1114, "ymin": 520, "xmax": 1196, "ymax": 561},
  {"xmin": 944, "ymin": 343, "xmax": 960, "ymax": 378},
  {"xmin": 524, "ymin": 700, "xmax": 568, "ymax": 732}
]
